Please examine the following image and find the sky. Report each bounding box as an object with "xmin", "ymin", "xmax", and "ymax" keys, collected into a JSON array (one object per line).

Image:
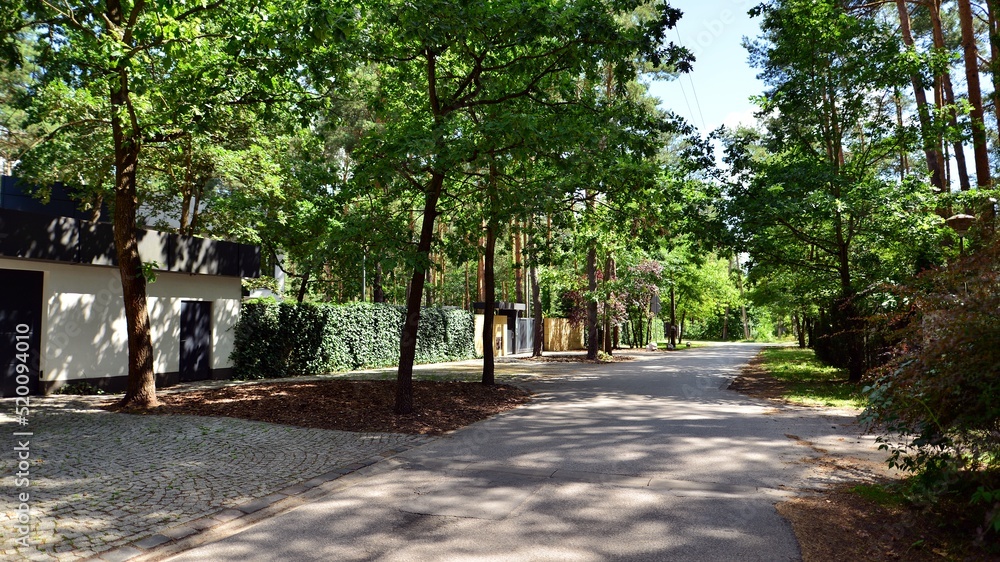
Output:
[{"xmin": 647, "ymin": 0, "xmax": 767, "ymax": 134}]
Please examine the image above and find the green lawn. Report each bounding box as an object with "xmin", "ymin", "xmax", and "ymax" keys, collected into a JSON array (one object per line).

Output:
[{"xmin": 756, "ymin": 346, "xmax": 866, "ymax": 409}]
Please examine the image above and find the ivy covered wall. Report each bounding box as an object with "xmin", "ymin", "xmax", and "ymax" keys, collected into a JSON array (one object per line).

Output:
[{"xmin": 230, "ymin": 301, "xmax": 475, "ymax": 379}]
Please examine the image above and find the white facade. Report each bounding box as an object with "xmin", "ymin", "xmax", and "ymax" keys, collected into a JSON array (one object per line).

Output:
[{"xmin": 1, "ymin": 257, "xmax": 241, "ymax": 389}]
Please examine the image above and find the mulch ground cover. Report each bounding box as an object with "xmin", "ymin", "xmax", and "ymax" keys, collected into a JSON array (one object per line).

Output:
[{"xmin": 118, "ymin": 380, "xmax": 532, "ymax": 436}]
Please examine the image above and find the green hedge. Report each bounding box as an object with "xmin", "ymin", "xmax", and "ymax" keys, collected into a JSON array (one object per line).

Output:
[{"xmin": 230, "ymin": 301, "xmax": 476, "ymax": 379}]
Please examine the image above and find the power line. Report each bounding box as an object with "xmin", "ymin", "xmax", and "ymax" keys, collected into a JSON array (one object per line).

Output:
[{"xmin": 674, "ymin": 28, "xmax": 708, "ymax": 131}]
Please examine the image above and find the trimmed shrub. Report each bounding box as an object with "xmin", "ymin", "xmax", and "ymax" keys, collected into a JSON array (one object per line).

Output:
[{"xmin": 230, "ymin": 301, "xmax": 476, "ymax": 379}]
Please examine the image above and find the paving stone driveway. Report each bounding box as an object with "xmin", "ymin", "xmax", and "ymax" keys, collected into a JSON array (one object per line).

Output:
[{"xmin": 0, "ymin": 396, "xmax": 434, "ymax": 561}]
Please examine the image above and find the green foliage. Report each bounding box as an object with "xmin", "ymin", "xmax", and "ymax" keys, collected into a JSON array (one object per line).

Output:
[
  {"xmin": 971, "ymin": 486, "xmax": 1000, "ymax": 535},
  {"xmin": 757, "ymin": 347, "xmax": 864, "ymax": 408},
  {"xmin": 230, "ymin": 301, "xmax": 475, "ymax": 379},
  {"xmin": 849, "ymin": 482, "xmax": 905, "ymax": 507},
  {"xmin": 621, "ymin": 320, "xmax": 665, "ymax": 348},
  {"xmin": 56, "ymin": 382, "xmax": 106, "ymax": 396},
  {"xmin": 242, "ymin": 276, "xmax": 281, "ymax": 294},
  {"xmin": 727, "ymin": 0, "xmax": 944, "ymax": 379},
  {"xmin": 139, "ymin": 261, "xmax": 160, "ymax": 284},
  {"xmin": 863, "ymin": 240, "xmax": 1000, "ymax": 497}
]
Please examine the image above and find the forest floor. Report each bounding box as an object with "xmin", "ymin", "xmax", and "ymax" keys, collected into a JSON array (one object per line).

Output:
[{"xmin": 730, "ymin": 357, "xmax": 999, "ymax": 561}]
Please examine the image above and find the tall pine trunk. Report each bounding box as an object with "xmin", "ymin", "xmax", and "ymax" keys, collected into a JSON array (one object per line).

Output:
[
  {"xmin": 987, "ymin": 0, "xmax": 1000, "ymax": 141},
  {"xmin": 669, "ymin": 286, "xmax": 677, "ymax": 347},
  {"xmin": 603, "ymin": 254, "xmax": 615, "ymax": 355},
  {"xmin": 958, "ymin": 0, "xmax": 992, "ymax": 187},
  {"xmin": 529, "ymin": 219, "xmax": 543, "ymax": 357},
  {"xmin": 513, "ymin": 225, "xmax": 523, "ymax": 304},
  {"xmin": 895, "ymin": 0, "xmax": 946, "ymax": 191},
  {"xmin": 930, "ymin": 1, "xmax": 971, "ymax": 190},
  {"xmin": 586, "ymin": 242, "xmax": 599, "ymax": 359},
  {"xmin": 530, "ymin": 258, "xmax": 542, "ymax": 357},
  {"xmin": 373, "ymin": 261, "xmax": 385, "ymax": 303}
]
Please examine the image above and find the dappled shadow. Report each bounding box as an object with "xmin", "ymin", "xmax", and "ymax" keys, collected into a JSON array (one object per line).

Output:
[
  {"xmin": 0, "ymin": 397, "xmax": 431, "ymax": 560},
  {"xmin": 165, "ymin": 343, "xmax": 878, "ymax": 561}
]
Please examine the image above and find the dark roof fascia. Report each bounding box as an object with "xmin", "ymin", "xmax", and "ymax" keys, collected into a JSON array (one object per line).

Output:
[{"xmin": 0, "ymin": 208, "xmax": 260, "ymax": 278}]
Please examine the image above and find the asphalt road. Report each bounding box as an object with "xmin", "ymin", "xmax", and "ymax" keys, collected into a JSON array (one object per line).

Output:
[{"xmin": 164, "ymin": 343, "xmax": 877, "ymax": 561}]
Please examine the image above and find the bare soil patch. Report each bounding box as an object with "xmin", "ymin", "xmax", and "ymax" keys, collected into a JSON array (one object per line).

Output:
[
  {"xmin": 731, "ymin": 355, "xmax": 998, "ymax": 561},
  {"xmin": 778, "ymin": 483, "xmax": 999, "ymax": 562},
  {"xmin": 727, "ymin": 353, "xmax": 789, "ymax": 401},
  {"xmin": 113, "ymin": 380, "xmax": 531, "ymax": 435}
]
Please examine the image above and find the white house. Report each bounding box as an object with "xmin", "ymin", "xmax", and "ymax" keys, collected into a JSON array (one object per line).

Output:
[{"xmin": 0, "ymin": 177, "xmax": 259, "ymax": 396}]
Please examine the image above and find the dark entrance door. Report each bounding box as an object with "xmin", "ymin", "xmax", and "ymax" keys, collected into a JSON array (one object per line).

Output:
[
  {"xmin": 180, "ymin": 301, "xmax": 211, "ymax": 382},
  {"xmin": 0, "ymin": 269, "xmax": 42, "ymax": 397}
]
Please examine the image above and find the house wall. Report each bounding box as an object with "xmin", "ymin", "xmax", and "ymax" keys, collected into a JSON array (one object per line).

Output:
[
  {"xmin": 473, "ymin": 314, "xmax": 508, "ymax": 357},
  {"xmin": 0, "ymin": 257, "xmax": 241, "ymax": 393},
  {"xmin": 543, "ymin": 317, "xmax": 585, "ymax": 351}
]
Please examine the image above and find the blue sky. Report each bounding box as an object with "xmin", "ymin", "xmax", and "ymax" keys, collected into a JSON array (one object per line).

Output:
[{"xmin": 647, "ymin": 0, "xmax": 767, "ymax": 134}]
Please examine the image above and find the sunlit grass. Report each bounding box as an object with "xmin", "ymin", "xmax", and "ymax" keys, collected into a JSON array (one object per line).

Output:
[
  {"xmin": 757, "ymin": 346, "xmax": 866, "ymax": 409},
  {"xmin": 850, "ymin": 482, "xmax": 905, "ymax": 506}
]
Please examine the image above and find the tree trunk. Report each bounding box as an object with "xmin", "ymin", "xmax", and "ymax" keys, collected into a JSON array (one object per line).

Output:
[
  {"xmin": 988, "ymin": 0, "xmax": 1000, "ymax": 141},
  {"xmin": 958, "ymin": 0, "xmax": 992, "ymax": 187},
  {"xmin": 734, "ymin": 257, "xmax": 750, "ymax": 340},
  {"xmin": 395, "ymin": 174, "xmax": 443, "ymax": 414},
  {"xmin": 669, "ymin": 286, "xmax": 677, "ymax": 347},
  {"xmin": 109, "ymin": 0, "xmax": 157, "ymax": 410},
  {"xmin": 373, "ymin": 261, "xmax": 385, "ymax": 303},
  {"xmin": 189, "ymin": 183, "xmax": 203, "ymax": 236},
  {"xmin": 603, "ymin": 254, "xmax": 615, "ymax": 355},
  {"xmin": 794, "ymin": 312, "xmax": 806, "ymax": 348},
  {"xmin": 296, "ymin": 270, "xmax": 310, "ymax": 303},
  {"xmin": 513, "ymin": 225, "xmax": 524, "ymax": 304},
  {"xmin": 529, "ymin": 232, "xmax": 543, "ymax": 357},
  {"xmin": 482, "ymin": 221, "xmax": 498, "ymax": 385},
  {"xmin": 89, "ymin": 192, "xmax": 104, "ymax": 223},
  {"xmin": 740, "ymin": 305, "xmax": 750, "ymax": 341},
  {"xmin": 893, "ymin": 89, "xmax": 907, "ymax": 181},
  {"xmin": 180, "ymin": 190, "xmax": 192, "ymax": 234},
  {"xmin": 679, "ymin": 310, "xmax": 686, "ymax": 344},
  {"xmin": 895, "ymin": 0, "xmax": 947, "ymax": 191},
  {"xmin": 424, "ymin": 268, "xmax": 433, "ymax": 306},
  {"xmin": 929, "ymin": 0, "xmax": 971, "ymax": 191},
  {"xmin": 463, "ymin": 261, "xmax": 470, "ymax": 310},
  {"xmin": 722, "ymin": 307, "xmax": 729, "ymax": 341},
  {"xmin": 477, "ymin": 238, "xmax": 485, "ymax": 301},
  {"xmin": 586, "ymin": 241, "xmax": 599, "ymax": 359},
  {"xmin": 839, "ymin": 297, "xmax": 865, "ymax": 383}
]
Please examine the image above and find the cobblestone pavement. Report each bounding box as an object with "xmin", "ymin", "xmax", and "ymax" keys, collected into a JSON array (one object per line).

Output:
[
  {"xmin": 0, "ymin": 350, "xmax": 670, "ymax": 561},
  {"xmin": 0, "ymin": 396, "xmax": 435, "ymax": 561}
]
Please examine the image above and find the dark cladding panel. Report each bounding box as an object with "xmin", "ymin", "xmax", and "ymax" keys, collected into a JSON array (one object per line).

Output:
[
  {"xmin": 213, "ymin": 240, "xmax": 240, "ymax": 277},
  {"xmin": 0, "ymin": 209, "xmax": 78, "ymax": 262},
  {"xmin": 0, "ymin": 199, "xmax": 250, "ymax": 276},
  {"xmin": 79, "ymin": 221, "xmax": 117, "ymax": 266},
  {"xmin": 136, "ymin": 229, "xmax": 171, "ymax": 271},
  {"xmin": 1, "ymin": 176, "xmax": 54, "ymax": 215},
  {"xmin": 0, "ymin": 269, "xmax": 43, "ymax": 397},
  {"xmin": 238, "ymin": 244, "xmax": 261, "ymax": 278},
  {"xmin": 172, "ymin": 235, "xmax": 240, "ymax": 276},
  {"xmin": 0, "ymin": 176, "xmax": 106, "ymax": 220}
]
